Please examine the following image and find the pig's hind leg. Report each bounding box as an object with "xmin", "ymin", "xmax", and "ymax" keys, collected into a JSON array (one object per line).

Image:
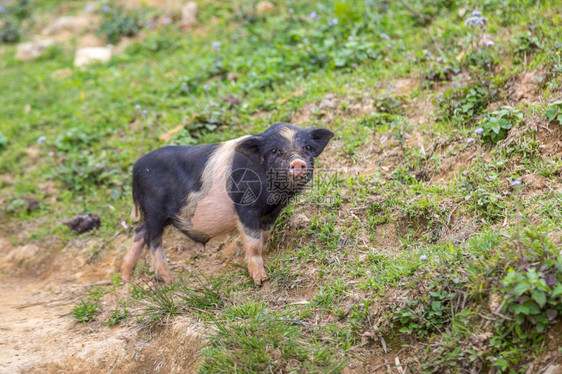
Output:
[
  {"xmin": 145, "ymin": 219, "xmax": 173, "ymax": 284},
  {"xmin": 121, "ymin": 225, "xmax": 146, "ymax": 282}
]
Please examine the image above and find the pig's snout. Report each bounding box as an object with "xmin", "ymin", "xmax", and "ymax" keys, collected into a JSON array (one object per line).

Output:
[{"xmin": 289, "ymin": 158, "xmax": 307, "ymax": 178}]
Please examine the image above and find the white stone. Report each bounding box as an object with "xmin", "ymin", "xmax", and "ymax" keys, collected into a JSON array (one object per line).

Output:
[
  {"xmin": 181, "ymin": 1, "xmax": 197, "ymax": 28},
  {"xmin": 15, "ymin": 39, "xmax": 54, "ymax": 61},
  {"xmin": 543, "ymin": 365, "xmax": 562, "ymax": 374},
  {"xmin": 74, "ymin": 46, "xmax": 112, "ymax": 67},
  {"xmin": 42, "ymin": 15, "xmax": 94, "ymax": 37}
]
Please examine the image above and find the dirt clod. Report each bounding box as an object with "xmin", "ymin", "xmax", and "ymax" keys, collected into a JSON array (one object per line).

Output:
[{"xmin": 65, "ymin": 214, "xmax": 101, "ymax": 233}]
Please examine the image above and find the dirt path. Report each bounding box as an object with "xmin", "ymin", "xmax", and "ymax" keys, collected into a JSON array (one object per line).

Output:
[
  {"xmin": 0, "ymin": 275, "xmax": 127, "ymax": 373},
  {"xmin": 0, "ymin": 229, "xmax": 236, "ymax": 373}
]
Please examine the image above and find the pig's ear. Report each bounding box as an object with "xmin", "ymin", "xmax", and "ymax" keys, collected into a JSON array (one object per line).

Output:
[
  {"xmin": 235, "ymin": 136, "xmax": 265, "ymax": 165},
  {"xmin": 308, "ymin": 128, "xmax": 334, "ymax": 157}
]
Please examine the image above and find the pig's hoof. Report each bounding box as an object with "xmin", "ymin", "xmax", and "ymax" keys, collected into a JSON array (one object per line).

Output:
[
  {"xmin": 250, "ymin": 268, "xmax": 267, "ymax": 286},
  {"xmin": 121, "ymin": 269, "xmax": 133, "ymax": 283},
  {"xmin": 155, "ymin": 271, "xmax": 173, "ymax": 285}
]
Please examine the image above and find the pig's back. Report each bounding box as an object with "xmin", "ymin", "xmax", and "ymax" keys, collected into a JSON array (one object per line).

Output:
[{"xmin": 132, "ymin": 144, "xmax": 219, "ymax": 220}]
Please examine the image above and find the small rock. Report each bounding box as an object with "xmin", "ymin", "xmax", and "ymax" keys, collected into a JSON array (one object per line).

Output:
[
  {"xmin": 256, "ymin": 1, "xmax": 274, "ymax": 14},
  {"xmin": 21, "ymin": 197, "xmax": 40, "ymax": 212},
  {"xmin": 543, "ymin": 364, "xmax": 562, "ymax": 374},
  {"xmin": 181, "ymin": 1, "xmax": 197, "ymax": 28},
  {"xmin": 292, "ymin": 213, "xmax": 310, "ymax": 228},
  {"xmin": 15, "ymin": 39, "xmax": 54, "ymax": 61},
  {"xmin": 42, "ymin": 15, "xmax": 95, "ymax": 37},
  {"xmin": 65, "ymin": 213, "xmax": 101, "ymax": 233},
  {"xmin": 74, "ymin": 46, "xmax": 112, "ymax": 67}
]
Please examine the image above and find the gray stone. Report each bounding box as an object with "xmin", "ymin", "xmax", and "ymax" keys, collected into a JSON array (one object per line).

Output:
[{"xmin": 15, "ymin": 39, "xmax": 54, "ymax": 61}]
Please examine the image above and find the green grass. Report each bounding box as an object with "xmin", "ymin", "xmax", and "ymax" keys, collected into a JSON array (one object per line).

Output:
[{"xmin": 2, "ymin": 0, "xmax": 562, "ymax": 372}]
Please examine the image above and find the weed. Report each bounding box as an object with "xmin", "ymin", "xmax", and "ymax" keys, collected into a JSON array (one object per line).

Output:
[
  {"xmin": 104, "ymin": 306, "xmax": 130, "ymax": 326},
  {"xmin": 512, "ymin": 31, "xmax": 542, "ymax": 64},
  {"xmin": 545, "ymin": 100, "xmax": 562, "ymax": 125},
  {"xmin": 390, "ymin": 274, "xmax": 467, "ymax": 339},
  {"xmin": 438, "ymin": 80, "xmax": 498, "ymax": 125},
  {"xmin": 477, "ymin": 108, "xmax": 523, "ymax": 144},
  {"xmin": 132, "ymin": 281, "xmax": 181, "ymax": 326},
  {"xmin": 175, "ymin": 275, "xmax": 227, "ymax": 312},
  {"xmin": 97, "ymin": 6, "xmax": 145, "ymax": 44},
  {"xmin": 0, "ymin": 15, "xmax": 22, "ymax": 44},
  {"xmin": 200, "ymin": 305, "xmax": 345, "ymax": 373},
  {"xmin": 500, "ymin": 231, "xmax": 562, "ymax": 334},
  {"xmin": 0, "ymin": 132, "xmax": 7, "ymax": 150},
  {"xmin": 71, "ymin": 299, "xmax": 100, "ymax": 323}
]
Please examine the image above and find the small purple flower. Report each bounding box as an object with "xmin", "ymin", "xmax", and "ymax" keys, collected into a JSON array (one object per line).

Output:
[
  {"xmin": 48, "ymin": 151, "xmax": 54, "ymax": 156},
  {"xmin": 181, "ymin": 82, "xmax": 187, "ymax": 88},
  {"xmin": 162, "ymin": 17, "xmax": 172, "ymax": 25},
  {"xmin": 289, "ymin": 8, "xmax": 294, "ymax": 13},
  {"xmin": 475, "ymin": 127, "xmax": 484, "ymax": 134},
  {"xmin": 485, "ymin": 40, "xmax": 494, "ymax": 47},
  {"xmin": 467, "ymin": 137, "xmax": 475, "ymax": 143},
  {"xmin": 465, "ymin": 16, "xmax": 487, "ymax": 27},
  {"xmin": 0, "ymin": 5, "xmax": 6, "ymax": 14},
  {"xmin": 386, "ymin": 43, "xmax": 391, "ymax": 49},
  {"xmin": 135, "ymin": 104, "xmax": 141, "ymax": 110},
  {"xmin": 212, "ymin": 41, "xmax": 222, "ymax": 51},
  {"xmin": 332, "ymin": 18, "xmax": 338, "ymax": 25},
  {"xmin": 362, "ymin": 36, "xmax": 366, "ymax": 41},
  {"xmin": 452, "ymin": 278, "xmax": 460, "ymax": 284},
  {"xmin": 511, "ymin": 179, "xmax": 522, "ymax": 186},
  {"xmin": 102, "ymin": 5, "xmax": 111, "ymax": 12},
  {"xmin": 381, "ymin": 33, "xmax": 390, "ymax": 40},
  {"xmin": 471, "ymin": 10, "xmax": 481, "ymax": 16},
  {"xmin": 37, "ymin": 136, "xmax": 46, "ymax": 144},
  {"xmin": 142, "ymin": 109, "xmax": 148, "ymax": 115},
  {"xmin": 419, "ymin": 254, "xmax": 427, "ymax": 261},
  {"xmin": 203, "ymin": 84, "xmax": 209, "ymax": 91},
  {"xmin": 308, "ymin": 11, "xmax": 317, "ymax": 20},
  {"xmin": 84, "ymin": 5, "xmax": 93, "ymax": 13}
]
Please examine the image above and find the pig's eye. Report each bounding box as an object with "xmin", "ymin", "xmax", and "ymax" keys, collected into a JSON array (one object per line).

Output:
[
  {"xmin": 270, "ymin": 148, "xmax": 280, "ymax": 155},
  {"xmin": 305, "ymin": 145, "xmax": 312, "ymax": 152}
]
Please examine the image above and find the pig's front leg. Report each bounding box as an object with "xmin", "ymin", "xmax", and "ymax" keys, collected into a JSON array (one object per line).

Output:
[{"xmin": 241, "ymin": 230, "xmax": 267, "ymax": 285}]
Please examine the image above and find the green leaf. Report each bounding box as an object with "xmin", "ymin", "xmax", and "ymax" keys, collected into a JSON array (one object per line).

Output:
[
  {"xmin": 546, "ymin": 108, "xmax": 558, "ymax": 121},
  {"xmin": 512, "ymin": 282, "xmax": 530, "ymax": 296},
  {"xmin": 532, "ymin": 290, "xmax": 547, "ymax": 308},
  {"xmin": 492, "ymin": 358, "xmax": 510, "ymax": 369},
  {"xmin": 552, "ymin": 284, "xmax": 562, "ymax": 298},
  {"xmin": 527, "ymin": 301, "xmax": 540, "ymax": 315}
]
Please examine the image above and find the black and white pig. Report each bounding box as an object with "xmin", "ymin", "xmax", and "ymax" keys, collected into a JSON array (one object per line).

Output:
[{"xmin": 121, "ymin": 123, "xmax": 333, "ymax": 285}]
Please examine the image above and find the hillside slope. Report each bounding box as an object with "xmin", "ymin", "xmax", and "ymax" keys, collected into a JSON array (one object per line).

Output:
[{"xmin": 1, "ymin": 0, "xmax": 561, "ymax": 372}]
